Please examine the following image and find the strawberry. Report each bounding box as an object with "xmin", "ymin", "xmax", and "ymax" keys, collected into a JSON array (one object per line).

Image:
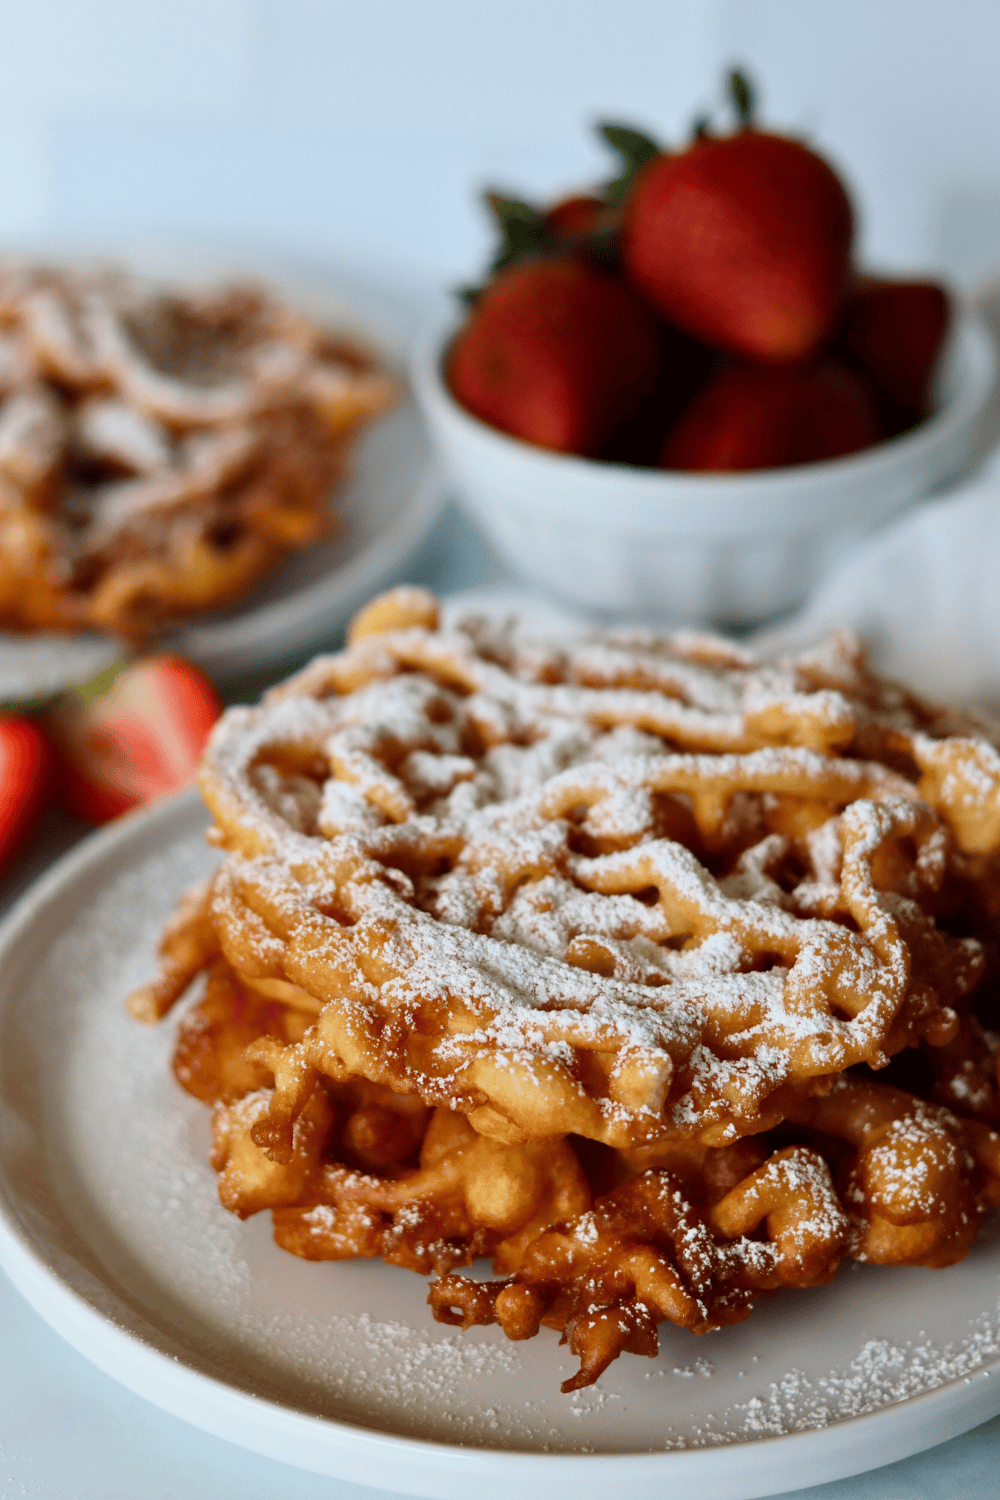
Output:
[
  {"xmin": 836, "ymin": 277, "xmax": 950, "ymax": 435},
  {"xmin": 43, "ymin": 655, "xmax": 221, "ymax": 824},
  {"xmin": 599, "ymin": 322, "xmax": 714, "ymax": 466},
  {"xmin": 660, "ymin": 361, "xmax": 878, "ymax": 471},
  {"xmin": 620, "ymin": 82, "xmax": 853, "ymax": 362},
  {"xmin": 0, "ymin": 718, "xmax": 52, "ymax": 872},
  {"xmin": 543, "ymin": 195, "xmax": 607, "ymax": 242},
  {"xmin": 449, "ymin": 259, "xmax": 660, "ymax": 455}
]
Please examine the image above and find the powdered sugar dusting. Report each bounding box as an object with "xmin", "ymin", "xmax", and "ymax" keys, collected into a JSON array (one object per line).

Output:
[
  {"xmin": 723, "ymin": 1307, "xmax": 1000, "ymax": 1442},
  {"xmin": 239, "ymin": 1306, "xmax": 545, "ymax": 1439},
  {"xmin": 200, "ymin": 618, "xmax": 983, "ymax": 1147}
]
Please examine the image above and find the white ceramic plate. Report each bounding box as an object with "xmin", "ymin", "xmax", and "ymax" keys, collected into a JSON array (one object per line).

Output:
[
  {"xmin": 0, "ymin": 239, "xmax": 442, "ymax": 701},
  {"xmin": 1, "ymin": 792, "xmax": 1000, "ymax": 1500}
]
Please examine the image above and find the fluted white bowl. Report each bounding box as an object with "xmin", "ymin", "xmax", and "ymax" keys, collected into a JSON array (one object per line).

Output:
[{"xmin": 413, "ymin": 310, "xmax": 997, "ymax": 627}]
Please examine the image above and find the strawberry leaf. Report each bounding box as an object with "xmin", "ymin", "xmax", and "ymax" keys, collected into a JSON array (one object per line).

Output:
[
  {"xmin": 597, "ymin": 122, "xmax": 662, "ymax": 206},
  {"xmin": 484, "ymin": 192, "xmax": 549, "ymax": 274},
  {"xmin": 729, "ymin": 68, "xmax": 756, "ymax": 125},
  {"xmin": 73, "ymin": 657, "xmax": 129, "ymax": 706}
]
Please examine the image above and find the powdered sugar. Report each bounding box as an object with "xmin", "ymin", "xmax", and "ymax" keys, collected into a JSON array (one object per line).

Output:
[
  {"xmin": 198, "ymin": 615, "xmax": 989, "ymax": 1145},
  {"xmin": 724, "ymin": 1310, "xmax": 1000, "ymax": 1441}
]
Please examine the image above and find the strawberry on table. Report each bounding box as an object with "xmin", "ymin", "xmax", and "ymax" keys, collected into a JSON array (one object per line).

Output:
[
  {"xmin": 448, "ymin": 258, "xmax": 661, "ymax": 456},
  {"xmin": 660, "ymin": 361, "xmax": 878, "ymax": 471},
  {"xmin": 0, "ymin": 718, "xmax": 52, "ymax": 873},
  {"xmin": 43, "ymin": 655, "xmax": 221, "ymax": 824}
]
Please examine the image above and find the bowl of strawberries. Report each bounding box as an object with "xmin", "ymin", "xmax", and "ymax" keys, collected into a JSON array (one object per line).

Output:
[{"xmin": 414, "ymin": 74, "xmax": 996, "ymax": 627}]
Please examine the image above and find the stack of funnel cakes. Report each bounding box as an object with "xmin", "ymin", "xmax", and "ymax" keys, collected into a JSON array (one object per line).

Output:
[
  {"xmin": 0, "ymin": 263, "xmax": 393, "ymax": 642},
  {"xmin": 132, "ymin": 588, "xmax": 1000, "ymax": 1391}
]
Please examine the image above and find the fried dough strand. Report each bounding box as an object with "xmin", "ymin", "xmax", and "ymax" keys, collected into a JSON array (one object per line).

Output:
[{"xmin": 429, "ymin": 1072, "xmax": 1000, "ymax": 1390}]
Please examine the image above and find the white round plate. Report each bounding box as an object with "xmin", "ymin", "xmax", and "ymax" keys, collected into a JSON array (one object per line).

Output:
[
  {"xmin": 0, "ymin": 237, "xmax": 443, "ymax": 701},
  {"xmin": 1, "ymin": 792, "xmax": 1000, "ymax": 1500}
]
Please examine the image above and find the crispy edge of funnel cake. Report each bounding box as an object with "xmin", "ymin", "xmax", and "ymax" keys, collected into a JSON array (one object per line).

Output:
[
  {"xmin": 163, "ymin": 959, "xmax": 1000, "ymax": 1393},
  {"xmin": 128, "ymin": 585, "xmax": 1000, "ymax": 1390},
  {"xmin": 0, "ymin": 267, "xmax": 395, "ymax": 643}
]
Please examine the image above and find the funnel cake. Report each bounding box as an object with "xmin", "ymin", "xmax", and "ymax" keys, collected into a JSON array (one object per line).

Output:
[
  {"xmin": 131, "ymin": 587, "xmax": 1000, "ymax": 1389},
  {"xmin": 0, "ymin": 263, "xmax": 394, "ymax": 641},
  {"xmin": 157, "ymin": 960, "xmax": 1000, "ymax": 1392}
]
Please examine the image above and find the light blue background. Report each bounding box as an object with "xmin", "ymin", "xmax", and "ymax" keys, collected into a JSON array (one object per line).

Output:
[{"xmin": 2, "ymin": 0, "xmax": 1000, "ymax": 292}]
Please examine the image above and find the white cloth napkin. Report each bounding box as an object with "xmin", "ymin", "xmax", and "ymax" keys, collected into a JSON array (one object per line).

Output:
[{"xmin": 753, "ymin": 475, "xmax": 1000, "ymax": 708}]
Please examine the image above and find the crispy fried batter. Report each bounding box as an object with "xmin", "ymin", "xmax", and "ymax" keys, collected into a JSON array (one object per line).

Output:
[
  {"xmin": 169, "ymin": 594, "xmax": 991, "ymax": 1149},
  {"xmin": 0, "ymin": 264, "xmax": 394, "ymax": 642},
  {"xmin": 129, "ymin": 590, "xmax": 1000, "ymax": 1390},
  {"xmin": 790, "ymin": 1072, "xmax": 1000, "ymax": 1265},
  {"xmin": 155, "ymin": 947, "xmax": 1000, "ymax": 1390},
  {"xmin": 431, "ymin": 1144, "xmax": 847, "ymax": 1391}
]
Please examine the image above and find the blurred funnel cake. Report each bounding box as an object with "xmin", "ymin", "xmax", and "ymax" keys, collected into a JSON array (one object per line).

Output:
[{"xmin": 0, "ymin": 263, "xmax": 394, "ymax": 642}]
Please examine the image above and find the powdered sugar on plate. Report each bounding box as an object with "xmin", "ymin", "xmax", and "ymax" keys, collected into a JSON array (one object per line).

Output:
[{"xmin": 722, "ymin": 1302, "xmax": 1000, "ymax": 1442}]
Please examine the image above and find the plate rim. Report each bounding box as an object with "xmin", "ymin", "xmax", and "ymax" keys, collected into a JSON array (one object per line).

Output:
[
  {"xmin": 165, "ymin": 458, "xmax": 446, "ymax": 678},
  {"xmin": 1, "ymin": 790, "xmax": 1000, "ymax": 1500}
]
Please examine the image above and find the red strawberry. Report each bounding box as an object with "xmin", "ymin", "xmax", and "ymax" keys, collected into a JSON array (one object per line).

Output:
[
  {"xmin": 599, "ymin": 323, "xmax": 715, "ymax": 466},
  {"xmin": 620, "ymin": 131, "xmax": 854, "ymax": 362},
  {"xmin": 543, "ymin": 195, "xmax": 607, "ymax": 242},
  {"xmin": 0, "ymin": 718, "xmax": 52, "ymax": 872},
  {"xmin": 449, "ymin": 259, "xmax": 660, "ymax": 455},
  {"xmin": 837, "ymin": 277, "xmax": 950, "ymax": 434},
  {"xmin": 43, "ymin": 655, "xmax": 221, "ymax": 824},
  {"xmin": 660, "ymin": 362, "xmax": 878, "ymax": 471}
]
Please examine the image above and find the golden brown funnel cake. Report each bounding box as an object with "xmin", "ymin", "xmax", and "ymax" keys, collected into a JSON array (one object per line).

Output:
[
  {"xmin": 0, "ymin": 264, "xmax": 394, "ymax": 641},
  {"xmin": 130, "ymin": 587, "xmax": 1000, "ymax": 1389}
]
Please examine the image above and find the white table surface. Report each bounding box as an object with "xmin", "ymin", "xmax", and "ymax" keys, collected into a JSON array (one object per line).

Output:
[{"xmin": 3, "ymin": 502, "xmax": 1000, "ymax": 1500}]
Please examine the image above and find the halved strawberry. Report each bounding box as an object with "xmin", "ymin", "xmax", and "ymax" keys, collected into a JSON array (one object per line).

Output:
[
  {"xmin": 43, "ymin": 655, "xmax": 221, "ymax": 824},
  {"xmin": 0, "ymin": 718, "xmax": 52, "ymax": 870}
]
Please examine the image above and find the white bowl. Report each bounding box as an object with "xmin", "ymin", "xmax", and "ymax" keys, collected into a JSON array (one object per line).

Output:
[{"xmin": 413, "ymin": 310, "xmax": 997, "ymax": 627}]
